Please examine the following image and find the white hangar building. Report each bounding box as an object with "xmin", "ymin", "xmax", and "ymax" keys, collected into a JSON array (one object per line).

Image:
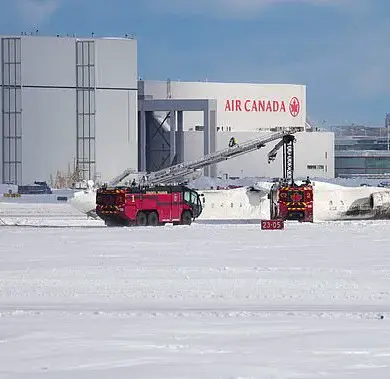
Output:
[
  {"xmin": 138, "ymin": 80, "xmax": 334, "ymax": 179},
  {"xmin": 0, "ymin": 34, "xmax": 334, "ymax": 186},
  {"xmin": 0, "ymin": 34, "xmax": 138, "ymax": 185}
]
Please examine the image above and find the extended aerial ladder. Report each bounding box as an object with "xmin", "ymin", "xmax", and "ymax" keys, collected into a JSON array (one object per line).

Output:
[
  {"xmin": 109, "ymin": 169, "xmax": 139, "ymax": 187},
  {"xmin": 111, "ymin": 130, "xmax": 297, "ymax": 187}
]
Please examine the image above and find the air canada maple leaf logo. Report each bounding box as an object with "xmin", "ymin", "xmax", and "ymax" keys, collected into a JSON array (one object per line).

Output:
[
  {"xmin": 291, "ymin": 192, "xmax": 303, "ymax": 202},
  {"xmin": 289, "ymin": 97, "xmax": 300, "ymax": 117}
]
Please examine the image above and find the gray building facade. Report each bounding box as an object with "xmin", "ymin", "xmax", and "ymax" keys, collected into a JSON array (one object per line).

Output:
[
  {"xmin": 0, "ymin": 35, "xmax": 138, "ymax": 185},
  {"xmin": 0, "ymin": 35, "xmax": 335, "ymax": 186}
]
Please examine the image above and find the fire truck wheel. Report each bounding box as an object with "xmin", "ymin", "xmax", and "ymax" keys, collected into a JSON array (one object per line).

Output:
[
  {"xmin": 136, "ymin": 211, "xmax": 147, "ymax": 226},
  {"xmin": 181, "ymin": 210, "xmax": 192, "ymax": 225},
  {"xmin": 147, "ymin": 211, "xmax": 159, "ymax": 226},
  {"xmin": 105, "ymin": 219, "xmax": 119, "ymax": 227}
]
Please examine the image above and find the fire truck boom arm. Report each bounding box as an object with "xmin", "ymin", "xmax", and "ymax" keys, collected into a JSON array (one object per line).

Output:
[
  {"xmin": 109, "ymin": 168, "xmax": 137, "ymax": 187},
  {"xmin": 267, "ymin": 134, "xmax": 296, "ymax": 184},
  {"xmin": 267, "ymin": 140, "xmax": 284, "ymax": 163},
  {"xmin": 146, "ymin": 130, "xmax": 296, "ymax": 185}
]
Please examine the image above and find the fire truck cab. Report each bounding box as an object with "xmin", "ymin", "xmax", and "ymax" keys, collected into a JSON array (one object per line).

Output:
[{"xmin": 96, "ymin": 184, "xmax": 203, "ymax": 227}]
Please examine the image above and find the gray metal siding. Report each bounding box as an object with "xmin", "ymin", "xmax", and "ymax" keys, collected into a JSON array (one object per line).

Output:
[
  {"xmin": 95, "ymin": 39, "xmax": 137, "ymax": 89},
  {"xmin": 95, "ymin": 89, "xmax": 138, "ymax": 183},
  {"xmin": 0, "ymin": 35, "xmax": 138, "ymax": 185},
  {"xmin": 22, "ymin": 88, "xmax": 76, "ymax": 185},
  {"xmin": 21, "ymin": 36, "xmax": 76, "ymax": 87},
  {"xmin": 294, "ymin": 132, "xmax": 335, "ymax": 177}
]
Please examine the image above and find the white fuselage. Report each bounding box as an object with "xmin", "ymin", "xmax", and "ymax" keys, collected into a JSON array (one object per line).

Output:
[{"xmin": 70, "ymin": 188, "xmax": 98, "ymax": 217}]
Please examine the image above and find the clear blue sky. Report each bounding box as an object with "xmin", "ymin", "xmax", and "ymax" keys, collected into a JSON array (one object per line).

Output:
[{"xmin": 1, "ymin": 0, "xmax": 389, "ymax": 126}]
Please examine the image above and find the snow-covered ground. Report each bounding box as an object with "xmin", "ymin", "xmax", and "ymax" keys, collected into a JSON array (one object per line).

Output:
[
  {"xmin": 1, "ymin": 206, "xmax": 390, "ymax": 378},
  {"xmin": 0, "ymin": 202, "xmax": 100, "ymax": 227}
]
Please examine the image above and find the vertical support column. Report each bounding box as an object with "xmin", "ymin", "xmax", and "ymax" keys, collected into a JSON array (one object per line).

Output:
[
  {"xmin": 76, "ymin": 40, "xmax": 96, "ymax": 181},
  {"xmin": 282, "ymin": 140, "xmax": 286, "ymax": 180},
  {"xmin": 169, "ymin": 110, "xmax": 176, "ymax": 165},
  {"xmin": 138, "ymin": 108, "xmax": 147, "ymax": 171},
  {"xmin": 0, "ymin": 50, "xmax": 2, "ymax": 183},
  {"xmin": 203, "ymin": 107, "xmax": 210, "ymax": 176},
  {"xmin": 176, "ymin": 110, "xmax": 184, "ymax": 163},
  {"xmin": 209, "ymin": 104, "xmax": 217, "ymax": 178},
  {"xmin": 386, "ymin": 113, "xmax": 390, "ymax": 151},
  {"xmin": 1, "ymin": 37, "xmax": 22, "ymax": 184}
]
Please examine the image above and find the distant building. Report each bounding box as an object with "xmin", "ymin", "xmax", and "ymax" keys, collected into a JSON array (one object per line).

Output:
[{"xmin": 330, "ymin": 124, "xmax": 390, "ymax": 177}]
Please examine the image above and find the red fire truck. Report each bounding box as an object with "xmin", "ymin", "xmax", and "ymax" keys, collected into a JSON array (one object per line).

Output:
[
  {"xmin": 269, "ymin": 183, "xmax": 313, "ymax": 222},
  {"xmin": 96, "ymin": 184, "xmax": 203, "ymax": 226},
  {"xmin": 267, "ymin": 134, "xmax": 314, "ymax": 223}
]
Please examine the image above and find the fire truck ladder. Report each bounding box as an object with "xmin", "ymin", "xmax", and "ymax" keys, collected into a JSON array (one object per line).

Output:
[
  {"xmin": 109, "ymin": 130, "xmax": 297, "ymax": 187},
  {"xmin": 109, "ymin": 168, "xmax": 139, "ymax": 187},
  {"xmin": 267, "ymin": 134, "xmax": 296, "ymax": 185},
  {"xmin": 145, "ymin": 130, "xmax": 297, "ymax": 185}
]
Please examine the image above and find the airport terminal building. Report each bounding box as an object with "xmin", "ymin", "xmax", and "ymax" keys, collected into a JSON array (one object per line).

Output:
[{"xmin": 0, "ymin": 34, "xmax": 334, "ymax": 186}]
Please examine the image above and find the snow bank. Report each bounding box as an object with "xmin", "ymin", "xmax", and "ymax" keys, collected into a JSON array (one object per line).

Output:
[
  {"xmin": 0, "ymin": 184, "xmax": 18, "ymax": 194},
  {"xmin": 198, "ymin": 187, "xmax": 269, "ymax": 221}
]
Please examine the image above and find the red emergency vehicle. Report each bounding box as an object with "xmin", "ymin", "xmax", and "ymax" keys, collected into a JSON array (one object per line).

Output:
[
  {"xmin": 269, "ymin": 182, "xmax": 314, "ymax": 222},
  {"xmin": 96, "ymin": 184, "xmax": 203, "ymax": 226},
  {"xmin": 266, "ymin": 134, "xmax": 314, "ymax": 223}
]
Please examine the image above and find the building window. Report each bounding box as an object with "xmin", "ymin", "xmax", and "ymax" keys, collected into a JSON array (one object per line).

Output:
[{"xmin": 307, "ymin": 165, "xmax": 325, "ymax": 170}]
